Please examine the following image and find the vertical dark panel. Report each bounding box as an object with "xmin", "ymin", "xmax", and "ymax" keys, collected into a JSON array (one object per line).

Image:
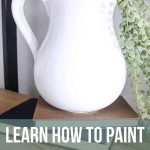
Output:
[{"xmin": 2, "ymin": 0, "xmax": 18, "ymax": 92}]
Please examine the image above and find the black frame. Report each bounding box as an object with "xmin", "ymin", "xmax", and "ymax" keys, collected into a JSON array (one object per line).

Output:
[{"xmin": 2, "ymin": 0, "xmax": 18, "ymax": 92}]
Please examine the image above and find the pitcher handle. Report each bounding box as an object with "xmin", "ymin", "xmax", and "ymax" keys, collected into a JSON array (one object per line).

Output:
[{"xmin": 11, "ymin": 0, "xmax": 48, "ymax": 60}]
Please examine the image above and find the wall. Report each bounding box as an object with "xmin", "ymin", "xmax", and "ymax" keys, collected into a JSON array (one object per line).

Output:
[
  {"xmin": 0, "ymin": 0, "xmax": 137, "ymax": 111},
  {"xmin": 0, "ymin": 0, "xmax": 4, "ymax": 89}
]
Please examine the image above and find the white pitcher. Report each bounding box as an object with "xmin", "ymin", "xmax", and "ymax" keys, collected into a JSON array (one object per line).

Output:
[{"xmin": 12, "ymin": 0, "xmax": 127, "ymax": 113}]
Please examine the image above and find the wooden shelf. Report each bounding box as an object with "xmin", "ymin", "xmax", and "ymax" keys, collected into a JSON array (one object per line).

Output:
[
  {"xmin": 0, "ymin": 89, "xmax": 138, "ymax": 119},
  {"xmin": 0, "ymin": 89, "xmax": 30, "ymax": 115},
  {"xmin": 34, "ymin": 96, "xmax": 138, "ymax": 119}
]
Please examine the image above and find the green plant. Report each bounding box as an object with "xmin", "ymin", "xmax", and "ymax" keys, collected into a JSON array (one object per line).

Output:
[{"xmin": 117, "ymin": 0, "xmax": 150, "ymax": 119}]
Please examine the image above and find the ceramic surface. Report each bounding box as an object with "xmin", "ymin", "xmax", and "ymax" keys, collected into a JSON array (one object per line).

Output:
[{"xmin": 12, "ymin": 0, "xmax": 127, "ymax": 113}]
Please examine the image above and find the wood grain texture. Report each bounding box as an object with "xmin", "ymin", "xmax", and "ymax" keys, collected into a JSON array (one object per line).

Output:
[
  {"xmin": 0, "ymin": 88, "xmax": 30, "ymax": 114},
  {"xmin": 34, "ymin": 96, "xmax": 139, "ymax": 119},
  {"xmin": 0, "ymin": 89, "xmax": 138, "ymax": 119}
]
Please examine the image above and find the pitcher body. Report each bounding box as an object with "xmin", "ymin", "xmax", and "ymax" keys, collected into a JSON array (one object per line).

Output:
[{"xmin": 12, "ymin": 0, "xmax": 127, "ymax": 113}]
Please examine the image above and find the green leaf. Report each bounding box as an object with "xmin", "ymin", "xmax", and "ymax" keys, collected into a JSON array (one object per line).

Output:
[{"xmin": 117, "ymin": 0, "xmax": 150, "ymax": 119}]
